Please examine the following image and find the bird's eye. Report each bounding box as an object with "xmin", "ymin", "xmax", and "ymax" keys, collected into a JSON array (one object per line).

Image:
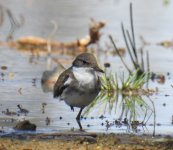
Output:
[
  {"xmin": 82, "ymin": 60, "xmax": 88, "ymax": 64},
  {"xmin": 83, "ymin": 60, "xmax": 87, "ymax": 64},
  {"xmin": 79, "ymin": 59, "xmax": 89, "ymax": 65}
]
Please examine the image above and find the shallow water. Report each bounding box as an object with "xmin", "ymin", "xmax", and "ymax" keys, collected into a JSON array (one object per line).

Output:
[{"xmin": 0, "ymin": 0, "xmax": 173, "ymax": 136}]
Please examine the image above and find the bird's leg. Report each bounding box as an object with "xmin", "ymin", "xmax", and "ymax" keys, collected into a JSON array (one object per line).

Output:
[
  {"xmin": 76, "ymin": 108, "xmax": 83, "ymax": 120},
  {"xmin": 70, "ymin": 106, "xmax": 74, "ymax": 112},
  {"xmin": 76, "ymin": 119, "xmax": 83, "ymax": 131},
  {"xmin": 76, "ymin": 108, "xmax": 84, "ymax": 131}
]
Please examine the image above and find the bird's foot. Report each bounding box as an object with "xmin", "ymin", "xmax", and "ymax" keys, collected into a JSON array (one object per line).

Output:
[
  {"xmin": 70, "ymin": 106, "xmax": 74, "ymax": 112},
  {"xmin": 79, "ymin": 128, "xmax": 85, "ymax": 132}
]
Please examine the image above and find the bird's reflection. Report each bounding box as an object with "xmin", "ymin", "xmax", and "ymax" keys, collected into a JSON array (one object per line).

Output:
[{"xmin": 41, "ymin": 56, "xmax": 65, "ymax": 93}]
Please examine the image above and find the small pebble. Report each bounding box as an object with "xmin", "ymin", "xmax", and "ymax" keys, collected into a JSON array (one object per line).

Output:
[{"xmin": 59, "ymin": 116, "xmax": 62, "ymax": 120}]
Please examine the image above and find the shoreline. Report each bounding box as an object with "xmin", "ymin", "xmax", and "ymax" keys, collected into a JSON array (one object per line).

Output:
[{"xmin": 0, "ymin": 132, "xmax": 173, "ymax": 150}]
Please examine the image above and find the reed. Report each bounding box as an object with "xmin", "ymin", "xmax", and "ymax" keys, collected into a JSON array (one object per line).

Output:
[{"xmin": 109, "ymin": 3, "xmax": 151, "ymax": 77}]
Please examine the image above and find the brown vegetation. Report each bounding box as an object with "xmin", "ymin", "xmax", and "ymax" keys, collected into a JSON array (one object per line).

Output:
[{"xmin": 8, "ymin": 20, "xmax": 106, "ymax": 56}]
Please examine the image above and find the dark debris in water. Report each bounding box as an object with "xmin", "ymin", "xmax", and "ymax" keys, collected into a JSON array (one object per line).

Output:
[
  {"xmin": 151, "ymin": 73, "xmax": 166, "ymax": 84},
  {"xmin": 0, "ymin": 72, "xmax": 5, "ymax": 81},
  {"xmin": 90, "ymin": 117, "xmax": 94, "ymax": 119},
  {"xmin": 99, "ymin": 115, "xmax": 105, "ymax": 120},
  {"xmin": 157, "ymin": 40, "xmax": 173, "ymax": 48},
  {"xmin": 163, "ymin": 103, "xmax": 166, "ymax": 106},
  {"xmin": 2, "ymin": 108, "xmax": 17, "ymax": 116},
  {"xmin": 32, "ymin": 78, "xmax": 37, "ymax": 86},
  {"xmin": 18, "ymin": 88, "xmax": 22, "ymax": 95},
  {"xmin": 103, "ymin": 118, "xmax": 147, "ymax": 131},
  {"xmin": 104, "ymin": 62, "xmax": 111, "ymax": 68},
  {"xmin": 17, "ymin": 104, "xmax": 29, "ymax": 115},
  {"xmin": 45, "ymin": 117, "xmax": 51, "ymax": 126},
  {"xmin": 41, "ymin": 102, "xmax": 47, "ymax": 114},
  {"xmin": 157, "ymin": 123, "xmax": 161, "ymax": 126}
]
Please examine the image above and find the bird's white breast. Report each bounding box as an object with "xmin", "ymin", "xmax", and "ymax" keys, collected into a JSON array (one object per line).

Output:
[
  {"xmin": 72, "ymin": 67, "xmax": 96, "ymax": 88},
  {"xmin": 61, "ymin": 67, "xmax": 99, "ymax": 108}
]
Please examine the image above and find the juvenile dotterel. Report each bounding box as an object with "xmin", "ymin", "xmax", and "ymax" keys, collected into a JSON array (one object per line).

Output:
[{"xmin": 53, "ymin": 53, "xmax": 104, "ymax": 130}]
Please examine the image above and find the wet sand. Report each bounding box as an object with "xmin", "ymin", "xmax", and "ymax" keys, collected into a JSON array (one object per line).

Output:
[{"xmin": 0, "ymin": 132, "xmax": 172, "ymax": 150}]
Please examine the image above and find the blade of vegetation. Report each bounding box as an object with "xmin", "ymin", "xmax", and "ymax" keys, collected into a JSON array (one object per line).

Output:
[
  {"xmin": 130, "ymin": 3, "xmax": 138, "ymax": 62},
  {"xmin": 0, "ymin": 5, "xmax": 4, "ymax": 26},
  {"xmin": 140, "ymin": 48, "xmax": 144, "ymax": 71},
  {"xmin": 121, "ymin": 23, "xmax": 137, "ymax": 69},
  {"xmin": 126, "ymin": 30, "xmax": 138, "ymax": 64},
  {"xmin": 148, "ymin": 97, "xmax": 156, "ymax": 136},
  {"xmin": 109, "ymin": 35, "xmax": 132, "ymax": 74}
]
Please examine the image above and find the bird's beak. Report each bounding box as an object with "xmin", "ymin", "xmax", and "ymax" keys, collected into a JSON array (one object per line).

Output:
[{"xmin": 94, "ymin": 66, "xmax": 104, "ymax": 73}]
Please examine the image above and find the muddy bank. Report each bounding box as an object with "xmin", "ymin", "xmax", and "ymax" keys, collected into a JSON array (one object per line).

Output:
[{"xmin": 0, "ymin": 132, "xmax": 173, "ymax": 150}]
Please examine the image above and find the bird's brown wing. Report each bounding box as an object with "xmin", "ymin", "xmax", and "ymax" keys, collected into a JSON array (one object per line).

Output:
[{"xmin": 53, "ymin": 68, "xmax": 73, "ymax": 98}]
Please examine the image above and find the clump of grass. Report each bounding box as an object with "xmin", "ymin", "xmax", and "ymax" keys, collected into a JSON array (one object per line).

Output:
[
  {"xmin": 109, "ymin": 3, "xmax": 150, "ymax": 77},
  {"xmin": 100, "ymin": 67, "xmax": 152, "ymax": 95},
  {"xmin": 102, "ymin": 3, "xmax": 153, "ymax": 95},
  {"xmin": 83, "ymin": 3, "xmax": 155, "ymax": 133},
  {"xmin": 100, "ymin": 72, "xmax": 118, "ymax": 92},
  {"xmin": 121, "ymin": 70, "xmax": 151, "ymax": 92}
]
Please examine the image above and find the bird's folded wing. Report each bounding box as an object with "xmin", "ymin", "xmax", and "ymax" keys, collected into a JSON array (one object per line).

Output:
[{"xmin": 53, "ymin": 68, "xmax": 73, "ymax": 98}]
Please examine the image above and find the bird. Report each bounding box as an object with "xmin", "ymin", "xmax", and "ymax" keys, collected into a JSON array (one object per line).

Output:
[{"xmin": 53, "ymin": 53, "xmax": 104, "ymax": 130}]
